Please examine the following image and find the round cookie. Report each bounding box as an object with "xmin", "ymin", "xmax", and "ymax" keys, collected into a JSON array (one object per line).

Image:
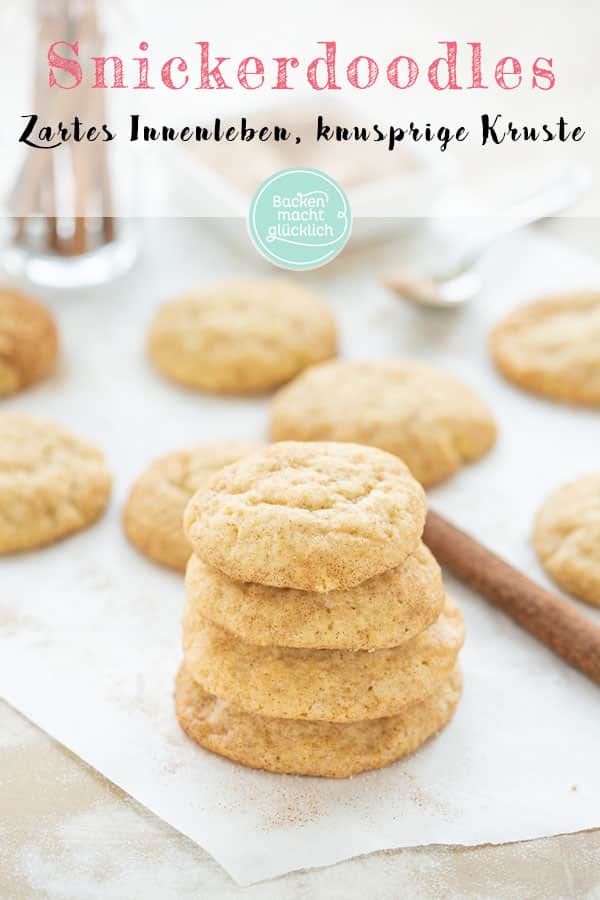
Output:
[
  {"xmin": 0, "ymin": 288, "xmax": 58, "ymax": 396},
  {"xmin": 270, "ymin": 361, "xmax": 496, "ymax": 487},
  {"xmin": 0, "ymin": 413, "xmax": 111, "ymax": 554},
  {"xmin": 534, "ymin": 473, "xmax": 600, "ymax": 607},
  {"xmin": 182, "ymin": 595, "xmax": 464, "ymax": 722},
  {"xmin": 148, "ymin": 279, "xmax": 337, "ymax": 395},
  {"xmin": 123, "ymin": 442, "xmax": 261, "ymax": 572},
  {"xmin": 175, "ymin": 663, "xmax": 462, "ymax": 778},
  {"xmin": 185, "ymin": 542, "xmax": 445, "ymax": 650},
  {"xmin": 490, "ymin": 292, "xmax": 600, "ymax": 407},
  {"xmin": 184, "ymin": 441, "xmax": 427, "ymax": 592}
]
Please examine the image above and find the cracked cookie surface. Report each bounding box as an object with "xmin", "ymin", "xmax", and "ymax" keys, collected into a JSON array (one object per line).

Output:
[
  {"xmin": 0, "ymin": 289, "xmax": 58, "ymax": 396},
  {"xmin": 270, "ymin": 360, "xmax": 496, "ymax": 486},
  {"xmin": 0, "ymin": 413, "xmax": 111, "ymax": 553},
  {"xmin": 148, "ymin": 279, "xmax": 337, "ymax": 394},
  {"xmin": 182, "ymin": 595, "xmax": 464, "ymax": 721},
  {"xmin": 184, "ymin": 441, "xmax": 427, "ymax": 591},
  {"xmin": 123, "ymin": 442, "xmax": 261, "ymax": 571},
  {"xmin": 490, "ymin": 292, "xmax": 600, "ymax": 406},
  {"xmin": 175, "ymin": 663, "xmax": 462, "ymax": 777},
  {"xmin": 534, "ymin": 473, "xmax": 600, "ymax": 607},
  {"xmin": 185, "ymin": 542, "xmax": 444, "ymax": 650}
]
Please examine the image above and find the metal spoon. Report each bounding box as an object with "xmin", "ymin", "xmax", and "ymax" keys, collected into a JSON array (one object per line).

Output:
[{"xmin": 384, "ymin": 165, "xmax": 589, "ymax": 308}]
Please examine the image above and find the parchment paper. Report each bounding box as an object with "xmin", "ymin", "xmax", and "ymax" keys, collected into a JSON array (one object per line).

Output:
[{"xmin": 1, "ymin": 221, "xmax": 599, "ymax": 885}]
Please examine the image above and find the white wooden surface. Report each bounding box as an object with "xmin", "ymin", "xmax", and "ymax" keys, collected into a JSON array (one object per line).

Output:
[{"xmin": 2, "ymin": 698, "xmax": 599, "ymax": 900}]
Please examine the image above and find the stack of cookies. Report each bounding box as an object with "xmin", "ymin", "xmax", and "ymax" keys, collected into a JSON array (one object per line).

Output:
[{"xmin": 176, "ymin": 442, "xmax": 464, "ymax": 778}]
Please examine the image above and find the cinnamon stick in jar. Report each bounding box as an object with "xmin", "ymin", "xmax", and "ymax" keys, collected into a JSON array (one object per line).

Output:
[{"xmin": 423, "ymin": 510, "xmax": 600, "ymax": 686}]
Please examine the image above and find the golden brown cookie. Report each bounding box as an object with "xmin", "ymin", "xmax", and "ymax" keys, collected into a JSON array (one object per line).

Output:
[
  {"xmin": 0, "ymin": 288, "xmax": 58, "ymax": 396},
  {"xmin": 270, "ymin": 360, "xmax": 497, "ymax": 487},
  {"xmin": 0, "ymin": 413, "xmax": 111, "ymax": 554},
  {"xmin": 182, "ymin": 595, "xmax": 464, "ymax": 722},
  {"xmin": 534, "ymin": 473, "xmax": 600, "ymax": 607},
  {"xmin": 490, "ymin": 292, "xmax": 600, "ymax": 406},
  {"xmin": 184, "ymin": 441, "xmax": 427, "ymax": 592},
  {"xmin": 123, "ymin": 442, "xmax": 261, "ymax": 572},
  {"xmin": 147, "ymin": 279, "xmax": 336, "ymax": 395},
  {"xmin": 175, "ymin": 663, "xmax": 462, "ymax": 777},
  {"xmin": 185, "ymin": 542, "xmax": 444, "ymax": 650}
]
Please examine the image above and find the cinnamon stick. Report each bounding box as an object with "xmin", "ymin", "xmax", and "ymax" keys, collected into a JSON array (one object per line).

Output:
[{"xmin": 423, "ymin": 509, "xmax": 600, "ymax": 685}]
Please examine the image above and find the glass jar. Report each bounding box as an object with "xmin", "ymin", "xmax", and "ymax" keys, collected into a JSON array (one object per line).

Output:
[{"xmin": 1, "ymin": 0, "xmax": 139, "ymax": 288}]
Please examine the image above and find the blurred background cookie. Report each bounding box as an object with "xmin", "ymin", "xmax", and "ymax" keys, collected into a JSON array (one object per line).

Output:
[
  {"xmin": 123, "ymin": 442, "xmax": 261, "ymax": 572},
  {"xmin": 147, "ymin": 278, "xmax": 336, "ymax": 394},
  {"xmin": 534, "ymin": 473, "xmax": 600, "ymax": 607},
  {"xmin": 0, "ymin": 413, "xmax": 111, "ymax": 554},
  {"xmin": 270, "ymin": 360, "xmax": 497, "ymax": 486},
  {"xmin": 490, "ymin": 292, "xmax": 600, "ymax": 407},
  {"xmin": 0, "ymin": 288, "xmax": 58, "ymax": 396}
]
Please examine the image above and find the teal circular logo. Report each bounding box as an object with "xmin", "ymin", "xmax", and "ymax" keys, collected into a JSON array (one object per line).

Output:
[{"xmin": 248, "ymin": 168, "xmax": 351, "ymax": 270}]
